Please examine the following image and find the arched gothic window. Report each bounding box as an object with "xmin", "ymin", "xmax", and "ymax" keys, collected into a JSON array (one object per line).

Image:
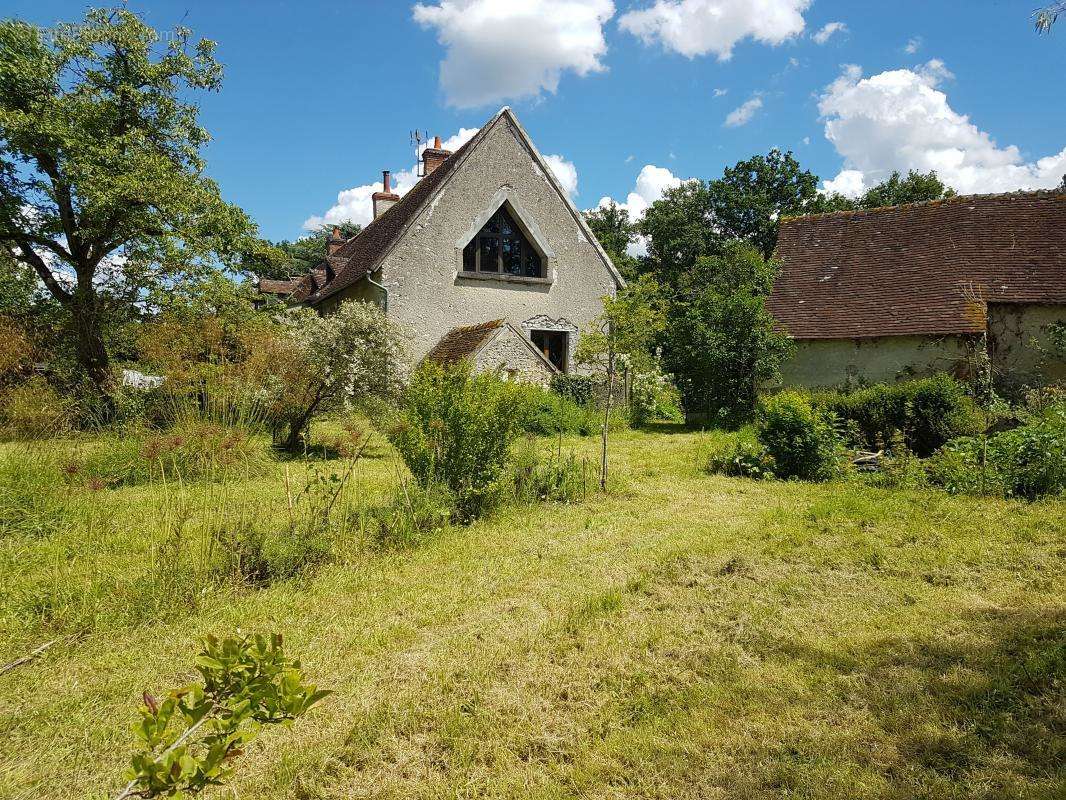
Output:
[{"xmin": 461, "ymin": 205, "xmax": 543, "ymax": 278}]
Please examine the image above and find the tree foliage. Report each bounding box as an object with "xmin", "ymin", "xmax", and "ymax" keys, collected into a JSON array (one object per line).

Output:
[
  {"xmin": 1035, "ymin": 3, "xmax": 1065, "ymax": 32},
  {"xmin": 257, "ymin": 222, "xmax": 362, "ymax": 280},
  {"xmin": 706, "ymin": 149, "xmax": 825, "ymax": 259},
  {"xmin": 583, "ymin": 201, "xmax": 640, "ymax": 280},
  {"xmin": 659, "ymin": 242, "xmax": 794, "ymax": 425},
  {"xmin": 0, "ymin": 8, "xmax": 263, "ymax": 410},
  {"xmin": 858, "ymin": 170, "xmax": 956, "ymax": 209}
]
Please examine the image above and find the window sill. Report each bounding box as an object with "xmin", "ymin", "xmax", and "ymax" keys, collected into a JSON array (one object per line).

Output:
[{"xmin": 457, "ymin": 271, "xmax": 552, "ymax": 286}]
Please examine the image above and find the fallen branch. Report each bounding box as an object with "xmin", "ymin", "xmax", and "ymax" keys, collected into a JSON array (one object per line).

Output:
[{"xmin": 0, "ymin": 639, "xmax": 59, "ymax": 676}]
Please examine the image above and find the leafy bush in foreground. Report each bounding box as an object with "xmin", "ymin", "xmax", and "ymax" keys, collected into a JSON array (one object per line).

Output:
[
  {"xmin": 515, "ymin": 382, "xmax": 598, "ymax": 437},
  {"xmin": 388, "ymin": 362, "xmax": 530, "ymax": 520},
  {"xmin": 813, "ymin": 374, "xmax": 983, "ymax": 456},
  {"xmin": 757, "ymin": 391, "xmax": 843, "ymax": 482},
  {"xmin": 122, "ymin": 633, "xmax": 329, "ymax": 799}
]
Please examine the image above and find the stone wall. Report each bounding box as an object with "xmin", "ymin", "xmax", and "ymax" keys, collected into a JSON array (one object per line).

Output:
[
  {"xmin": 988, "ymin": 303, "xmax": 1066, "ymax": 390},
  {"xmin": 473, "ymin": 326, "xmax": 555, "ymax": 386}
]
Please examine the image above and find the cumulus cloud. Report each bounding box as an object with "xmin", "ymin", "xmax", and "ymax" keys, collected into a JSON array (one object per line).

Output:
[
  {"xmin": 818, "ymin": 60, "xmax": 1066, "ymax": 196},
  {"xmin": 412, "ymin": 0, "xmax": 615, "ymax": 108},
  {"xmin": 713, "ymin": 87, "xmax": 728, "ymax": 97},
  {"xmin": 597, "ymin": 164, "xmax": 692, "ymax": 256},
  {"xmin": 302, "ymin": 127, "xmax": 481, "ymax": 230},
  {"xmin": 812, "ymin": 21, "xmax": 847, "ymax": 44},
  {"xmin": 543, "ymin": 153, "xmax": 579, "ymax": 197},
  {"xmin": 724, "ymin": 96, "xmax": 763, "ymax": 127},
  {"xmin": 619, "ymin": 0, "xmax": 810, "ymax": 60},
  {"xmin": 904, "ymin": 36, "xmax": 921, "ymax": 54}
]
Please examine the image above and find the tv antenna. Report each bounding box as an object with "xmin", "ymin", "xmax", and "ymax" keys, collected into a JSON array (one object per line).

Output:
[{"xmin": 411, "ymin": 129, "xmax": 429, "ymax": 176}]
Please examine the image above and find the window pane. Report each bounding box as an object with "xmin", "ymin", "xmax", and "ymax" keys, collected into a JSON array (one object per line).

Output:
[
  {"xmin": 498, "ymin": 213, "xmax": 515, "ymax": 237},
  {"xmin": 502, "ymin": 237, "xmax": 522, "ymax": 275},
  {"xmin": 479, "ymin": 236, "xmax": 499, "ymax": 271},
  {"xmin": 462, "ymin": 240, "xmax": 476, "ymax": 272},
  {"xmin": 483, "ymin": 213, "xmax": 501, "ymax": 235},
  {"xmin": 524, "ymin": 248, "xmax": 541, "ymax": 278}
]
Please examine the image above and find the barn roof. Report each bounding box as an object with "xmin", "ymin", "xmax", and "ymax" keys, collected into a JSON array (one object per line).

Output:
[{"xmin": 767, "ymin": 191, "xmax": 1066, "ymax": 340}]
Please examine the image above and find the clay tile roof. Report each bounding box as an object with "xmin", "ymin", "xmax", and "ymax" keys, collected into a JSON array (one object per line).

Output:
[
  {"xmin": 767, "ymin": 191, "xmax": 1066, "ymax": 340},
  {"xmin": 308, "ymin": 136, "xmax": 478, "ymax": 305},
  {"xmin": 424, "ymin": 319, "xmax": 505, "ymax": 365},
  {"xmin": 257, "ymin": 278, "xmax": 301, "ymax": 296}
]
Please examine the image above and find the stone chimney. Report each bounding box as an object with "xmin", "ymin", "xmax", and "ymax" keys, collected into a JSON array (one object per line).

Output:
[
  {"xmin": 326, "ymin": 226, "xmax": 345, "ymax": 255},
  {"xmin": 372, "ymin": 170, "xmax": 399, "ymax": 219},
  {"xmin": 421, "ymin": 135, "xmax": 453, "ymax": 176}
]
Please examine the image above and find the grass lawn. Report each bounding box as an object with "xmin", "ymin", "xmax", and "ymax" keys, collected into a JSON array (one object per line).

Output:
[{"xmin": 0, "ymin": 427, "xmax": 1063, "ymax": 799}]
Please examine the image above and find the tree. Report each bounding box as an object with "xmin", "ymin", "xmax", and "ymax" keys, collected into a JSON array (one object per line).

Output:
[
  {"xmin": 858, "ymin": 170, "xmax": 956, "ymax": 209},
  {"xmin": 659, "ymin": 242, "xmax": 794, "ymax": 426},
  {"xmin": 640, "ymin": 180, "xmax": 720, "ymax": 290},
  {"xmin": 576, "ymin": 276, "xmax": 665, "ymax": 489},
  {"xmin": 1035, "ymin": 3, "xmax": 1065, "ymax": 32},
  {"xmin": 273, "ymin": 300, "xmax": 405, "ymax": 452},
  {"xmin": 583, "ymin": 202, "xmax": 640, "ymax": 280},
  {"xmin": 0, "ymin": 9, "xmax": 260, "ymax": 412},
  {"xmin": 706, "ymin": 148, "xmax": 824, "ymax": 259},
  {"xmin": 1058, "ymin": 174, "xmax": 1066, "ymax": 192},
  {"xmin": 259, "ymin": 222, "xmax": 362, "ymax": 280}
]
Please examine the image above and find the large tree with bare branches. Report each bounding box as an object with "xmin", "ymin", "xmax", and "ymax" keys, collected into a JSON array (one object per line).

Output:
[{"xmin": 0, "ymin": 8, "xmax": 261, "ymax": 411}]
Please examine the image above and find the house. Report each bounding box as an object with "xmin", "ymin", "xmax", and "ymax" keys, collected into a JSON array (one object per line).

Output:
[
  {"xmin": 262, "ymin": 108, "xmax": 623, "ymax": 382},
  {"xmin": 767, "ymin": 191, "xmax": 1066, "ymax": 391}
]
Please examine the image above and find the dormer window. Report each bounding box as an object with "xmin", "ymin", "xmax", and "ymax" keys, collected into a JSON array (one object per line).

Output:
[{"xmin": 461, "ymin": 206, "xmax": 543, "ymax": 278}]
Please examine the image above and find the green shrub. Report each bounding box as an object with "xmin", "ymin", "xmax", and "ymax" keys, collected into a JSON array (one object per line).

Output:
[
  {"xmin": 387, "ymin": 362, "xmax": 529, "ymax": 520},
  {"xmin": 757, "ymin": 391, "xmax": 843, "ymax": 482},
  {"xmin": 550, "ymin": 374, "xmax": 598, "ymax": 407},
  {"xmin": 516, "ymin": 383, "xmax": 598, "ymax": 437},
  {"xmin": 706, "ymin": 440, "xmax": 775, "ymax": 479},
  {"xmin": 0, "ymin": 376, "xmax": 73, "ymax": 440},
  {"xmin": 813, "ymin": 374, "xmax": 983, "ymax": 456},
  {"xmin": 928, "ymin": 410, "xmax": 1066, "ymax": 500}
]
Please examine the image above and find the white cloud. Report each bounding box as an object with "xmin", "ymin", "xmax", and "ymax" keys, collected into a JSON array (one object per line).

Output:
[
  {"xmin": 302, "ymin": 127, "xmax": 480, "ymax": 230},
  {"xmin": 724, "ymin": 96, "xmax": 763, "ymax": 127},
  {"xmin": 619, "ymin": 0, "xmax": 810, "ymax": 60},
  {"xmin": 904, "ymin": 36, "xmax": 921, "ymax": 54},
  {"xmin": 802, "ymin": 135, "xmax": 810, "ymax": 145},
  {"xmin": 713, "ymin": 87, "xmax": 729, "ymax": 97},
  {"xmin": 821, "ymin": 169, "xmax": 865, "ymax": 198},
  {"xmin": 812, "ymin": 21, "xmax": 847, "ymax": 45},
  {"xmin": 412, "ymin": 0, "xmax": 615, "ymax": 108},
  {"xmin": 818, "ymin": 60, "xmax": 1066, "ymax": 196},
  {"xmin": 597, "ymin": 164, "xmax": 692, "ymax": 256},
  {"xmin": 543, "ymin": 153, "xmax": 579, "ymax": 197},
  {"xmin": 625, "ymin": 154, "xmax": 635, "ymax": 162}
]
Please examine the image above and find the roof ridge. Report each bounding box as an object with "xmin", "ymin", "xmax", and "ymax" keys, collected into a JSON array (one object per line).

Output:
[{"xmin": 782, "ymin": 188, "xmax": 1066, "ymax": 224}]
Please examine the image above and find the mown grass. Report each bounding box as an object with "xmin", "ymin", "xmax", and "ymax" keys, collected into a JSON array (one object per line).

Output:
[{"xmin": 0, "ymin": 426, "xmax": 1063, "ymax": 799}]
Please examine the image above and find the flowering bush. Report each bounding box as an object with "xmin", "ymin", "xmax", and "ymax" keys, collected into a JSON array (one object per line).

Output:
[{"xmin": 271, "ymin": 301, "xmax": 406, "ymax": 451}]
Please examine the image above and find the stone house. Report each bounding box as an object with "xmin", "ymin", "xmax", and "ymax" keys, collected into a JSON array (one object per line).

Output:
[
  {"xmin": 767, "ymin": 192, "xmax": 1066, "ymax": 391},
  {"xmin": 263, "ymin": 107, "xmax": 623, "ymax": 383}
]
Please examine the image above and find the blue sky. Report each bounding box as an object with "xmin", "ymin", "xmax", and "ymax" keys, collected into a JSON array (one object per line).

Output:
[{"xmin": 10, "ymin": 1, "xmax": 1066, "ymax": 242}]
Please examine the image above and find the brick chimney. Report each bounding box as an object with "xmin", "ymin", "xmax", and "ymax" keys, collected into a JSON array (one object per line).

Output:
[
  {"xmin": 326, "ymin": 226, "xmax": 345, "ymax": 255},
  {"xmin": 421, "ymin": 135, "xmax": 453, "ymax": 176},
  {"xmin": 372, "ymin": 170, "xmax": 399, "ymax": 219}
]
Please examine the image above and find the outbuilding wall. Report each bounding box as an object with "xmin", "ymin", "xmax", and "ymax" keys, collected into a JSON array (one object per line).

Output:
[
  {"xmin": 988, "ymin": 303, "xmax": 1066, "ymax": 389},
  {"xmin": 778, "ymin": 335, "xmax": 974, "ymax": 389}
]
